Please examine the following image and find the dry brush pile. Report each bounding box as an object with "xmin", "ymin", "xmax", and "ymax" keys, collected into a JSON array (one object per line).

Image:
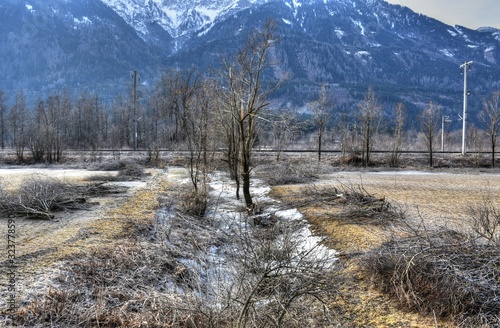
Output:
[
  {"xmin": 0, "ymin": 175, "xmax": 90, "ymax": 219},
  {"xmin": 363, "ymin": 197, "xmax": 500, "ymax": 327},
  {"xmin": 0, "ymin": 174, "xmax": 129, "ymax": 220},
  {"xmin": 274, "ymin": 178, "xmax": 500, "ymax": 326}
]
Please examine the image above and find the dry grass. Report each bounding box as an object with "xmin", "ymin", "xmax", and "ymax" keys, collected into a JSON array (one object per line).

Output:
[
  {"xmin": 4, "ymin": 163, "xmax": 500, "ymax": 327},
  {"xmin": 0, "ymin": 169, "xmax": 165, "ymax": 325},
  {"xmin": 271, "ymin": 170, "xmax": 500, "ymax": 327}
]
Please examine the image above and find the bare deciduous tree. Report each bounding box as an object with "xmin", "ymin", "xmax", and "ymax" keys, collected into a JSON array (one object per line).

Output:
[
  {"xmin": 358, "ymin": 87, "xmax": 381, "ymax": 167},
  {"xmin": 311, "ymin": 83, "xmax": 333, "ymax": 161},
  {"xmin": 419, "ymin": 102, "xmax": 441, "ymax": 167},
  {"xmin": 216, "ymin": 66, "xmax": 242, "ymax": 199},
  {"xmin": 219, "ymin": 20, "xmax": 284, "ymax": 209},
  {"xmin": 10, "ymin": 90, "xmax": 28, "ymax": 161},
  {"xmin": 267, "ymin": 110, "xmax": 302, "ymax": 161},
  {"xmin": 0, "ymin": 89, "xmax": 8, "ymax": 149},
  {"xmin": 478, "ymin": 90, "xmax": 500, "ymax": 168},
  {"xmin": 390, "ymin": 102, "xmax": 405, "ymax": 167}
]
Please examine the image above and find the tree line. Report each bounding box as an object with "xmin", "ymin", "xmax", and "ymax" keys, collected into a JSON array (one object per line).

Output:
[{"xmin": 0, "ymin": 21, "xmax": 499, "ymax": 174}]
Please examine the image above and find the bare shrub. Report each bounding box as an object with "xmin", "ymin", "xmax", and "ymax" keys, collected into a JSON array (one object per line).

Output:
[
  {"xmin": 298, "ymin": 182, "xmax": 401, "ymax": 225},
  {"xmin": 364, "ymin": 225, "xmax": 500, "ymax": 326},
  {"xmin": 467, "ymin": 196, "xmax": 500, "ymax": 245},
  {"xmin": 88, "ymin": 161, "xmax": 147, "ymax": 182},
  {"xmin": 16, "ymin": 245, "xmax": 206, "ymax": 327},
  {"xmin": 340, "ymin": 152, "xmax": 363, "ymax": 166},
  {"xmin": 0, "ymin": 174, "xmax": 88, "ymax": 219},
  {"xmin": 117, "ymin": 161, "xmax": 145, "ymax": 180},
  {"xmin": 264, "ymin": 161, "xmax": 320, "ymax": 185},
  {"xmin": 180, "ymin": 189, "xmax": 208, "ymax": 217},
  {"xmin": 228, "ymin": 220, "xmax": 340, "ymax": 327}
]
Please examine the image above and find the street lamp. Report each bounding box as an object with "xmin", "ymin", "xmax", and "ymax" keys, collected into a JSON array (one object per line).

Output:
[
  {"xmin": 460, "ymin": 61, "xmax": 473, "ymax": 155},
  {"xmin": 441, "ymin": 115, "xmax": 452, "ymax": 152}
]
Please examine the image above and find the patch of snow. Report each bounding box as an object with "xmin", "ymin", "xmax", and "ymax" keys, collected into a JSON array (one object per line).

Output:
[
  {"xmin": 157, "ymin": 168, "xmax": 339, "ymax": 298},
  {"xmin": 447, "ymin": 29, "xmax": 458, "ymax": 37},
  {"xmin": 282, "ymin": 18, "xmax": 292, "ymax": 25},
  {"xmin": 164, "ymin": 8, "xmax": 180, "ymax": 27},
  {"xmin": 25, "ymin": 3, "xmax": 35, "ymax": 13},
  {"xmin": 440, "ymin": 49, "xmax": 454, "ymax": 57},
  {"xmin": 74, "ymin": 16, "xmax": 92, "ymax": 25},
  {"xmin": 484, "ymin": 46, "xmax": 496, "ymax": 64},
  {"xmin": 0, "ymin": 168, "xmax": 118, "ymax": 180},
  {"xmin": 355, "ymin": 51, "xmax": 371, "ymax": 57},
  {"xmin": 350, "ymin": 18, "xmax": 365, "ymax": 36},
  {"xmin": 197, "ymin": 7, "xmax": 218, "ymax": 20},
  {"xmin": 334, "ymin": 29, "xmax": 344, "ymax": 38},
  {"xmin": 368, "ymin": 170, "xmax": 447, "ymax": 176}
]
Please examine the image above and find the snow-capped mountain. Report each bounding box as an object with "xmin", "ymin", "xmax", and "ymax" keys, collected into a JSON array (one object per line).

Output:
[
  {"xmin": 99, "ymin": 0, "xmax": 263, "ymax": 40},
  {"xmin": 0, "ymin": 0, "xmax": 499, "ymax": 112}
]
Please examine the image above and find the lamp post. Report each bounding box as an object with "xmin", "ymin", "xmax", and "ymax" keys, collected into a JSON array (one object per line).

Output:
[
  {"xmin": 131, "ymin": 70, "xmax": 140, "ymax": 151},
  {"xmin": 441, "ymin": 115, "xmax": 451, "ymax": 152},
  {"xmin": 460, "ymin": 61, "xmax": 473, "ymax": 155}
]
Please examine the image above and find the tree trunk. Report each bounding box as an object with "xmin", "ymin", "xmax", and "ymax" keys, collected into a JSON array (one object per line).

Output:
[
  {"xmin": 242, "ymin": 165, "xmax": 252, "ymax": 209},
  {"xmin": 318, "ymin": 132, "xmax": 322, "ymax": 162},
  {"xmin": 492, "ymin": 139, "xmax": 496, "ymax": 168}
]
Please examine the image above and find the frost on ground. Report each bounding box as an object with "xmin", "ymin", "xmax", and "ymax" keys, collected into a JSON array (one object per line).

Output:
[
  {"xmin": 153, "ymin": 167, "xmax": 340, "ymax": 325},
  {"xmin": 0, "ymin": 167, "xmax": 339, "ymax": 326}
]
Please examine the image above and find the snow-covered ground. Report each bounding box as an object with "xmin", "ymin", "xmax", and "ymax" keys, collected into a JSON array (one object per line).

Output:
[{"xmin": 155, "ymin": 167, "xmax": 338, "ymax": 299}]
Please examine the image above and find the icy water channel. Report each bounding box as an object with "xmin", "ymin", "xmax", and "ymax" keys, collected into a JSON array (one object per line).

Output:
[{"xmin": 154, "ymin": 168, "xmax": 338, "ymax": 296}]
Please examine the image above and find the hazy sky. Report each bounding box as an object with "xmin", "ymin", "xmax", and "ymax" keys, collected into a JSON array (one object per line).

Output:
[{"xmin": 384, "ymin": 0, "xmax": 500, "ymax": 29}]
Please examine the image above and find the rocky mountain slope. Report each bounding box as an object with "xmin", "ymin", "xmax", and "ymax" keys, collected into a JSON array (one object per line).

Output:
[{"xmin": 0, "ymin": 0, "xmax": 498, "ymax": 114}]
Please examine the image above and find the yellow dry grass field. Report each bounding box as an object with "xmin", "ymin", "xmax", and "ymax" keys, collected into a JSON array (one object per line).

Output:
[
  {"xmin": 271, "ymin": 169, "xmax": 500, "ymax": 327},
  {"xmin": 328, "ymin": 170, "xmax": 500, "ymax": 227}
]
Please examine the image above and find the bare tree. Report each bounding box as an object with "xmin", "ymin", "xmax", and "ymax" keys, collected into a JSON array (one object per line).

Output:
[
  {"xmin": 311, "ymin": 83, "xmax": 333, "ymax": 161},
  {"xmin": 419, "ymin": 102, "xmax": 441, "ymax": 167},
  {"xmin": 29, "ymin": 98, "xmax": 47, "ymax": 162},
  {"xmin": 0, "ymin": 89, "xmax": 8, "ymax": 149},
  {"xmin": 478, "ymin": 90, "xmax": 500, "ymax": 168},
  {"xmin": 10, "ymin": 90, "xmax": 28, "ymax": 161},
  {"xmin": 219, "ymin": 20, "xmax": 284, "ymax": 209},
  {"xmin": 390, "ymin": 102, "xmax": 406, "ymax": 167},
  {"xmin": 358, "ymin": 87, "xmax": 381, "ymax": 167},
  {"xmin": 108, "ymin": 95, "xmax": 130, "ymax": 150},
  {"xmin": 267, "ymin": 110, "xmax": 302, "ymax": 161},
  {"xmin": 216, "ymin": 66, "xmax": 242, "ymax": 199}
]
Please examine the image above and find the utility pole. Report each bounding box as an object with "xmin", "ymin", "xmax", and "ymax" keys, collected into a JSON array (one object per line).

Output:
[
  {"xmin": 131, "ymin": 70, "xmax": 140, "ymax": 151},
  {"xmin": 460, "ymin": 61, "xmax": 473, "ymax": 155},
  {"xmin": 441, "ymin": 115, "xmax": 451, "ymax": 152}
]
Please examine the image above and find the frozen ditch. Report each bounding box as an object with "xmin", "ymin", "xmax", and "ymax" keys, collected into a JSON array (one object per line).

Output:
[{"xmin": 154, "ymin": 168, "xmax": 339, "ymax": 302}]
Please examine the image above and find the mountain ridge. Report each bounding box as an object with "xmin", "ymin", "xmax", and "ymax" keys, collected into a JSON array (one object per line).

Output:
[{"xmin": 0, "ymin": 0, "xmax": 498, "ymax": 116}]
